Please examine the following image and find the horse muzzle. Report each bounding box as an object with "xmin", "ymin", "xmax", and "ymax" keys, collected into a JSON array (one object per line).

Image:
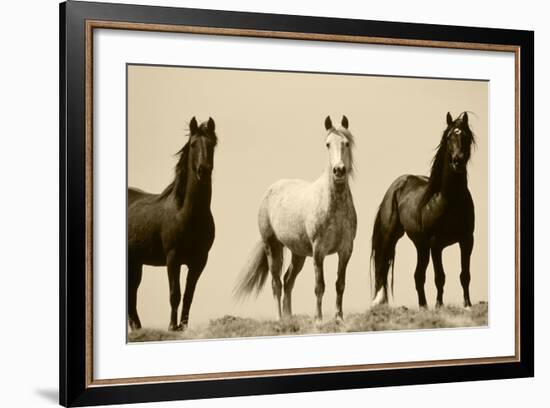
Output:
[
  {"xmin": 332, "ymin": 165, "xmax": 347, "ymax": 182},
  {"xmin": 332, "ymin": 174, "xmax": 347, "ymax": 184},
  {"xmin": 450, "ymin": 159, "xmax": 466, "ymax": 173}
]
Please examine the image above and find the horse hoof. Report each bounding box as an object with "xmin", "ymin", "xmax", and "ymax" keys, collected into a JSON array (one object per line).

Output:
[
  {"xmin": 371, "ymin": 289, "xmax": 388, "ymax": 307},
  {"xmin": 129, "ymin": 320, "xmax": 141, "ymax": 331},
  {"xmin": 435, "ymin": 302, "xmax": 444, "ymax": 309},
  {"xmin": 419, "ymin": 304, "xmax": 428, "ymax": 311},
  {"xmin": 334, "ymin": 314, "xmax": 344, "ymax": 323},
  {"xmin": 169, "ymin": 324, "xmax": 184, "ymax": 332}
]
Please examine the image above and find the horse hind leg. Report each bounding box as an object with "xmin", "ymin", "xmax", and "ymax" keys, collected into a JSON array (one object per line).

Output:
[
  {"xmin": 282, "ymin": 253, "xmax": 306, "ymax": 318},
  {"xmin": 372, "ymin": 218, "xmax": 404, "ymax": 307},
  {"xmin": 128, "ymin": 260, "xmax": 143, "ymax": 331},
  {"xmin": 265, "ymin": 238, "xmax": 284, "ymax": 320}
]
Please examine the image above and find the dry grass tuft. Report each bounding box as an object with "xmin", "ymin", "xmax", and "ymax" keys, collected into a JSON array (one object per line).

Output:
[{"xmin": 128, "ymin": 302, "xmax": 488, "ymax": 343}]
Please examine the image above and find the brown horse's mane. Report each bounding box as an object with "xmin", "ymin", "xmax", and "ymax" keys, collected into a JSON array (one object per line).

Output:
[
  {"xmin": 157, "ymin": 142, "xmax": 190, "ymax": 204},
  {"xmin": 157, "ymin": 123, "xmax": 218, "ymax": 205},
  {"xmin": 421, "ymin": 112, "xmax": 475, "ymax": 207}
]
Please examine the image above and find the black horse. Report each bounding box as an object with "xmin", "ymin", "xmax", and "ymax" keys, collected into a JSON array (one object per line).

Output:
[
  {"xmin": 371, "ymin": 112, "xmax": 475, "ymax": 309},
  {"xmin": 127, "ymin": 117, "xmax": 217, "ymax": 331}
]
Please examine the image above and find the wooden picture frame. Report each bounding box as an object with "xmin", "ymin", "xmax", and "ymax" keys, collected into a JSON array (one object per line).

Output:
[{"xmin": 60, "ymin": 1, "xmax": 534, "ymax": 406}]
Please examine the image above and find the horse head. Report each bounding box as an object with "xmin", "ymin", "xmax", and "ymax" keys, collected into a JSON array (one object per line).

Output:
[
  {"xmin": 443, "ymin": 112, "xmax": 475, "ymax": 174},
  {"xmin": 324, "ymin": 115, "xmax": 355, "ymax": 185},
  {"xmin": 188, "ymin": 116, "xmax": 218, "ymax": 183}
]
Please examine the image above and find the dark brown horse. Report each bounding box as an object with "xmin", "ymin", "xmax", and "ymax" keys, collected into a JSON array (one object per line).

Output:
[
  {"xmin": 127, "ymin": 117, "xmax": 217, "ymax": 331},
  {"xmin": 371, "ymin": 112, "xmax": 475, "ymax": 309}
]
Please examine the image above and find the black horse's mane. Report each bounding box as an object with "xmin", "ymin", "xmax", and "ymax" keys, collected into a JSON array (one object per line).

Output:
[
  {"xmin": 421, "ymin": 112, "xmax": 475, "ymax": 207},
  {"xmin": 157, "ymin": 142, "xmax": 190, "ymax": 205},
  {"xmin": 157, "ymin": 123, "xmax": 217, "ymax": 205}
]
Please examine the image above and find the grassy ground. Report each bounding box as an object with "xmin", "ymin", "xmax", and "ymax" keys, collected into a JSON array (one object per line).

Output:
[{"xmin": 128, "ymin": 302, "xmax": 488, "ymax": 343}]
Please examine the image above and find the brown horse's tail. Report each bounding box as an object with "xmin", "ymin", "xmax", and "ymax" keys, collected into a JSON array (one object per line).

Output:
[
  {"xmin": 234, "ymin": 241, "xmax": 270, "ymax": 299},
  {"xmin": 370, "ymin": 196, "xmax": 399, "ymax": 300}
]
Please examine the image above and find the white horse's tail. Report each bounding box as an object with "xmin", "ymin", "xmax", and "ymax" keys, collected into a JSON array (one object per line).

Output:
[{"xmin": 233, "ymin": 241, "xmax": 271, "ymax": 299}]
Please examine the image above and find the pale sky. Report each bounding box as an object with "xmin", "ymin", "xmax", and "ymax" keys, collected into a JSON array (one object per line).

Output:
[{"xmin": 128, "ymin": 64, "xmax": 488, "ymax": 329}]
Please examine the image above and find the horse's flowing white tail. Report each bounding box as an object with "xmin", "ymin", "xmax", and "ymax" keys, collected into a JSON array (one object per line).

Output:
[{"xmin": 234, "ymin": 241, "xmax": 272, "ymax": 299}]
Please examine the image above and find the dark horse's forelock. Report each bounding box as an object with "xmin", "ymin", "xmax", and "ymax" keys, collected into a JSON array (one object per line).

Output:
[{"xmin": 192, "ymin": 122, "xmax": 218, "ymax": 146}]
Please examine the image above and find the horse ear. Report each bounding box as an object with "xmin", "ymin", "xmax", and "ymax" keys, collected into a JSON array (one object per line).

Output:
[
  {"xmin": 462, "ymin": 112, "xmax": 469, "ymax": 126},
  {"xmin": 189, "ymin": 117, "xmax": 198, "ymax": 134},
  {"xmin": 341, "ymin": 115, "xmax": 349, "ymax": 129},
  {"xmin": 325, "ymin": 116, "xmax": 333, "ymax": 130},
  {"xmin": 207, "ymin": 117, "xmax": 215, "ymax": 132},
  {"xmin": 446, "ymin": 112, "xmax": 453, "ymax": 126}
]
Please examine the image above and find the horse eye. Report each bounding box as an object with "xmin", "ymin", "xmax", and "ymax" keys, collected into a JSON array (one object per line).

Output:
[
  {"xmin": 344, "ymin": 141, "xmax": 349, "ymax": 147},
  {"xmin": 326, "ymin": 142, "xmax": 330, "ymax": 148}
]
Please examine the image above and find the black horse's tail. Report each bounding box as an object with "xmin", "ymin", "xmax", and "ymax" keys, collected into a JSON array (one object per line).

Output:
[
  {"xmin": 370, "ymin": 199, "xmax": 398, "ymax": 300},
  {"xmin": 234, "ymin": 241, "xmax": 271, "ymax": 299}
]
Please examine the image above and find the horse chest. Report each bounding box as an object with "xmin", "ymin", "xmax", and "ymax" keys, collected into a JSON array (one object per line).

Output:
[
  {"xmin": 162, "ymin": 212, "xmax": 215, "ymax": 261},
  {"xmin": 421, "ymin": 194, "xmax": 474, "ymax": 244},
  {"xmin": 309, "ymin": 200, "xmax": 356, "ymax": 255}
]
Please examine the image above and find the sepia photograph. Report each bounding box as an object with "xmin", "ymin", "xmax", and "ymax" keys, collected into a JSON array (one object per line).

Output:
[
  {"xmin": 126, "ymin": 63, "xmax": 488, "ymax": 343},
  {"xmin": 56, "ymin": 2, "xmax": 534, "ymax": 405}
]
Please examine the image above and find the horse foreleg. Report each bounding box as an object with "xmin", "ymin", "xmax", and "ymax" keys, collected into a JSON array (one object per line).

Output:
[
  {"xmin": 266, "ymin": 240, "xmax": 284, "ymax": 320},
  {"xmin": 335, "ymin": 248, "xmax": 352, "ymax": 320},
  {"xmin": 313, "ymin": 252, "xmax": 325, "ymax": 322},
  {"xmin": 414, "ymin": 244, "xmax": 430, "ymax": 309},
  {"xmin": 128, "ymin": 261, "xmax": 143, "ymax": 331},
  {"xmin": 459, "ymin": 236, "xmax": 474, "ymax": 308},
  {"xmin": 180, "ymin": 258, "xmax": 207, "ymax": 329},
  {"xmin": 431, "ymin": 245, "xmax": 445, "ymax": 308},
  {"xmin": 167, "ymin": 254, "xmax": 182, "ymax": 331},
  {"xmin": 282, "ymin": 253, "xmax": 306, "ymax": 318}
]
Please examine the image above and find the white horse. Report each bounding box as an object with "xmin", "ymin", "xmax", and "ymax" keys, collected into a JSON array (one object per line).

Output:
[{"xmin": 235, "ymin": 116, "xmax": 357, "ymax": 321}]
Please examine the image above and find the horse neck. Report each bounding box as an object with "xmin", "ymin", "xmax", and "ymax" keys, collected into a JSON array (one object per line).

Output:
[
  {"xmin": 173, "ymin": 168, "xmax": 212, "ymax": 215},
  {"xmin": 318, "ymin": 167, "xmax": 351, "ymax": 209},
  {"xmin": 436, "ymin": 165, "xmax": 468, "ymax": 199}
]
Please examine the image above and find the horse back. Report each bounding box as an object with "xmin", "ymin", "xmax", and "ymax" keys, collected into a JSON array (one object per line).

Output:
[
  {"xmin": 128, "ymin": 187, "xmax": 151, "ymax": 206},
  {"xmin": 377, "ymin": 175, "xmax": 424, "ymax": 224},
  {"xmin": 392, "ymin": 174, "xmax": 474, "ymax": 242},
  {"xmin": 127, "ymin": 187, "xmax": 166, "ymax": 265}
]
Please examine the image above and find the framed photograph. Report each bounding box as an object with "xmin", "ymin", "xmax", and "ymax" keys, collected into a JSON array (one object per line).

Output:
[{"xmin": 60, "ymin": 1, "xmax": 534, "ymax": 406}]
